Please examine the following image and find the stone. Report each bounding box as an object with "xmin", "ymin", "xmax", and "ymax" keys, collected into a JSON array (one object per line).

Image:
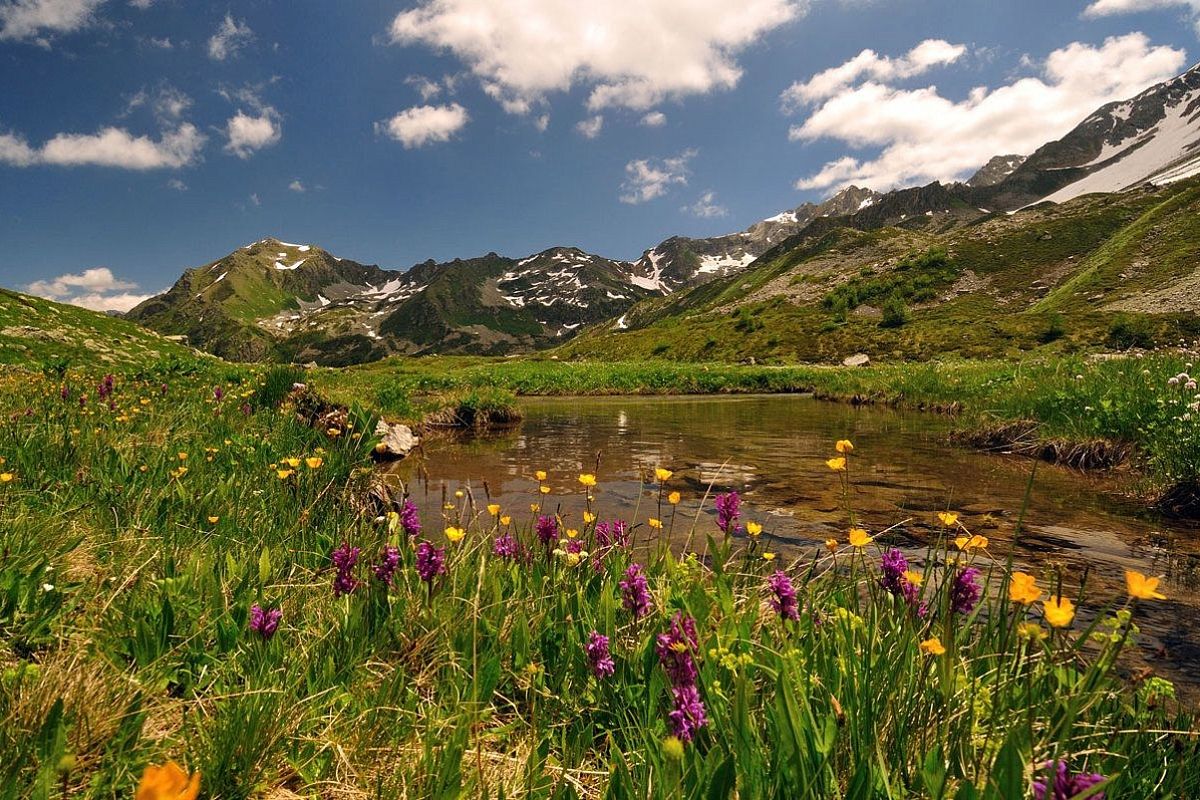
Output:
[
  {"xmin": 374, "ymin": 420, "xmax": 418, "ymax": 459},
  {"xmin": 842, "ymin": 353, "xmax": 871, "ymax": 367}
]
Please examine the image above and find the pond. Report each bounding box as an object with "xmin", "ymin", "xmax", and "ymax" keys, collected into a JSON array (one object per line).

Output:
[{"xmin": 384, "ymin": 394, "xmax": 1200, "ymax": 688}]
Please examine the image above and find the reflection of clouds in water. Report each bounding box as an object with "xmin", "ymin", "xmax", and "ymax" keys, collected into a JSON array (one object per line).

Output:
[
  {"xmin": 695, "ymin": 460, "xmax": 758, "ymax": 487},
  {"xmin": 617, "ymin": 410, "xmax": 628, "ymax": 432}
]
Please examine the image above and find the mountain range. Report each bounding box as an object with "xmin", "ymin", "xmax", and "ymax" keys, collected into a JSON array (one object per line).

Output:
[{"xmin": 91, "ymin": 62, "xmax": 1200, "ymax": 364}]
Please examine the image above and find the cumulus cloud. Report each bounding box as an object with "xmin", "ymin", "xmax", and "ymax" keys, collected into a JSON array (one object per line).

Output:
[
  {"xmin": 25, "ymin": 267, "xmax": 153, "ymax": 313},
  {"xmin": 388, "ymin": 0, "xmax": 803, "ymax": 113},
  {"xmin": 223, "ymin": 108, "xmax": 281, "ymax": 159},
  {"xmin": 619, "ymin": 148, "xmax": 696, "ymax": 204},
  {"xmin": 288, "ymin": 179, "xmax": 305, "ymax": 192},
  {"xmin": 683, "ymin": 190, "xmax": 728, "ymax": 217},
  {"xmin": 208, "ymin": 12, "xmax": 253, "ymax": 60},
  {"xmin": 0, "ymin": 0, "xmax": 104, "ymax": 42},
  {"xmin": 780, "ymin": 38, "xmax": 967, "ymax": 110},
  {"xmin": 0, "ymin": 123, "xmax": 206, "ymax": 169},
  {"xmin": 575, "ymin": 114, "xmax": 604, "ymax": 138},
  {"xmin": 125, "ymin": 84, "xmax": 193, "ymax": 124},
  {"xmin": 1084, "ymin": 0, "xmax": 1200, "ymax": 32},
  {"xmin": 167, "ymin": 177, "xmax": 186, "ymax": 191},
  {"xmin": 788, "ymin": 33, "xmax": 1186, "ymax": 191},
  {"xmin": 376, "ymin": 103, "xmax": 469, "ymax": 148},
  {"xmin": 640, "ymin": 111, "xmax": 667, "ymax": 127}
]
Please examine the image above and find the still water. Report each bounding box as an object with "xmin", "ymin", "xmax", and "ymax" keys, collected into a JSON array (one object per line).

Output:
[{"xmin": 385, "ymin": 394, "xmax": 1200, "ymax": 687}]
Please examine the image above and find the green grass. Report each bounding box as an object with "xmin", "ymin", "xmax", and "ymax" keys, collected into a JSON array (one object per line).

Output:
[{"xmin": 1, "ymin": 360, "xmax": 1196, "ymax": 797}]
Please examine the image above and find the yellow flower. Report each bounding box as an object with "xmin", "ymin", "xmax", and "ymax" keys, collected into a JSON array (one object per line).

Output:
[
  {"xmin": 824, "ymin": 538, "xmax": 838, "ymax": 553},
  {"xmin": 578, "ymin": 473, "xmax": 597, "ymax": 487},
  {"xmin": 283, "ymin": 457, "xmax": 301, "ymax": 469},
  {"xmin": 136, "ymin": 761, "xmax": 200, "ymax": 800},
  {"xmin": 954, "ymin": 534, "xmax": 989, "ymax": 552},
  {"xmin": 530, "ymin": 503, "xmax": 540, "ymax": 513},
  {"xmin": 848, "ymin": 528, "xmax": 872, "ymax": 548},
  {"xmin": 170, "ymin": 466, "xmax": 188, "ymax": 479},
  {"xmin": 668, "ymin": 491, "xmax": 681, "ymax": 505},
  {"xmin": 762, "ymin": 552, "xmax": 776, "ymax": 561},
  {"xmin": 539, "ymin": 485, "xmax": 551, "ymax": 495},
  {"xmin": 1009, "ymin": 572, "xmax": 1042, "ymax": 605},
  {"xmin": 177, "ymin": 452, "xmax": 188, "ymax": 461},
  {"xmin": 919, "ymin": 637, "xmax": 946, "ymax": 656},
  {"xmin": 0, "ymin": 472, "xmax": 12, "ymax": 484},
  {"xmin": 487, "ymin": 503, "xmax": 501, "ymax": 516},
  {"xmin": 826, "ymin": 457, "xmax": 847, "ymax": 472},
  {"xmin": 276, "ymin": 469, "xmax": 294, "ymax": 480},
  {"xmin": 648, "ymin": 518, "xmax": 663, "ymax": 529},
  {"xmin": 454, "ymin": 490, "xmax": 464, "ymax": 499},
  {"xmin": 745, "ymin": 521, "xmax": 763, "ymax": 537},
  {"xmin": 902, "ymin": 570, "xmax": 923, "ymax": 586},
  {"xmin": 305, "ymin": 457, "xmax": 323, "ymax": 469},
  {"xmin": 655, "ymin": 467, "xmax": 673, "ymax": 482},
  {"xmin": 1017, "ymin": 622, "xmax": 1047, "ymax": 642},
  {"xmin": 835, "ymin": 439, "xmax": 854, "ymax": 454},
  {"xmin": 207, "ymin": 516, "xmax": 220, "ymax": 524},
  {"xmin": 1044, "ymin": 596, "xmax": 1076, "ymax": 628},
  {"xmin": 582, "ymin": 510, "xmax": 596, "ymax": 524},
  {"xmin": 445, "ymin": 526, "xmax": 466, "ymax": 543},
  {"xmin": 566, "ymin": 528, "xmax": 579, "ymax": 538},
  {"xmin": 139, "ymin": 465, "xmax": 148, "ymax": 473},
  {"xmin": 500, "ymin": 515, "xmax": 512, "ymax": 526},
  {"xmin": 937, "ymin": 511, "xmax": 959, "ymax": 527},
  {"xmin": 1125, "ymin": 570, "xmax": 1167, "ymax": 601},
  {"xmin": 535, "ymin": 470, "xmax": 548, "ymax": 482},
  {"xmin": 327, "ymin": 427, "xmax": 342, "ymax": 437}
]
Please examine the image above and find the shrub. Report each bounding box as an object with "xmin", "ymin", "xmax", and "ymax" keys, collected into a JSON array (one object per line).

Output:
[{"xmin": 880, "ymin": 294, "xmax": 909, "ymax": 328}]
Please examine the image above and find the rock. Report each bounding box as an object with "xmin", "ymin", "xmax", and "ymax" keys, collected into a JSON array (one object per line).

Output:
[
  {"xmin": 842, "ymin": 353, "xmax": 871, "ymax": 367},
  {"xmin": 374, "ymin": 420, "xmax": 418, "ymax": 459}
]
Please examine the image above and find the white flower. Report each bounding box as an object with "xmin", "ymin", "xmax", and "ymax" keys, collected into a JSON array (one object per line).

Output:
[{"xmin": 41, "ymin": 583, "xmax": 54, "ymax": 592}]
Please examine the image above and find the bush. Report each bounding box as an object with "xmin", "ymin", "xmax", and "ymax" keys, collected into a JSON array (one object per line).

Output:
[
  {"xmin": 880, "ymin": 295, "xmax": 909, "ymax": 328},
  {"xmin": 1107, "ymin": 315, "xmax": 1157, "ymax": 350}
]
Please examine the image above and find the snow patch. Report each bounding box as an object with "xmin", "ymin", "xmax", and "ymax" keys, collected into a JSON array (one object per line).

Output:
[{"xmin": 764, "ymin": 210, "xmax": 797, "ymax": 224}]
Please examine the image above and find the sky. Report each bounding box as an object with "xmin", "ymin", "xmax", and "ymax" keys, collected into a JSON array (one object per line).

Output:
[{"xmin": 1, "ymin": 0, "xmax": 1197, "ymax": 311}]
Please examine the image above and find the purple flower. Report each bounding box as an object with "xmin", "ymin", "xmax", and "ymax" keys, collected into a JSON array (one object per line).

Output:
[
  {"xmin": 399, "ymin": 499, "xmax": 421, "ymax": 537},
  {"xmin": 79, "ymin": 393, "xmax": 88, "ymax": 408},
  {"xmin": 241, "ymin": 402, "xmax": 252, "ymax": 416},
  {"xmin": 714, "ymin": 492, "xmax": 740, "ymax": 534},
  {"xmin": 585, "ymin": 631, "xmax": 615, "ymax": 679},
  {"xmin": 535, "ymin": 515, "xmax": 558, "ymax": 545},
  {"xmin": 492, "ymin": 532, "xmax": 518, "ymax": 560},
  {"xmin": 656, "ymin": 613, "xmax": 700, "ymax": 687},
  {"xmin": 160, "ymin": 382, "xmax": 168, "ymax": 396},
  {"xmin": 951, "ymin": 566, "xmax": 982, "ymax": 615},
  {"xmin": 902, "ymin": 579, "xmax": 929, "ymax": 619},
  {"xmin": 249, "ymin": 604, "xmax": 281, "ymax": 640},
  {"xmin": 213, "ymin": 385, "xmax": 224, "ymax": 401},
  {"xmin": 565, "ymin": 538, "xmax": 584, "ymax": 555},
  {"xmin": 595, "ymin": 520, "xmax": 629, "ymax": 548},
  {"xmin": 767, "ymin": 570, "xmax": 800, "ymax": 621},
  {"xmin": 97, "ymin": 374, "xmax": 114, "ymax": 400},
  {"xmin": 415, "ymin": 540, "xmax": 446, "ymax": 584},
  {"xmin": 59, "ymin": 384, "xmax": 70, "ymax": 401},
  {"xmin": 619, "ymin": 563, "xmax": 652, "ymax": 619},
  {"xmin": 1033, "ymin": 761, "xmax": 1106, "ymax": 800},
  {"xmin": 331, "ymin": 541, "xmax": 361, "ymax": 597},
  {"xmin": 879, "ymin": 548, "xmax": 908, "ymax": 596},
  {"xmin": 372, "ymin": 545, "xmax": 401, "ymax": 585},
  {"xmin": 667, "ymin": 683, "xmax": 708, "ymax": 742}
]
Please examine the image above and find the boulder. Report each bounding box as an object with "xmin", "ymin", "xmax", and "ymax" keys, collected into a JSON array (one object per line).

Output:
[
  {"xmin": 842, "ymin": 353, "xmax": 871, "ymax": 368},
  {"xmin": 374, "ymin": 420, "xmax": 419, "ymax": 459}
]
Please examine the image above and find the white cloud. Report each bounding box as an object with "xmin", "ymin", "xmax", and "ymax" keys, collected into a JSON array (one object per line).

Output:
[
  {"xmin": 534, "ymin": 113, "xmax": 550, "ymax": 132},
  {"xmin": 789, "ymin": 33, "xmax": 1186, "ymax": 191},
  {"xmin": 575, "ymin": 114, "xmax": 604, "ymax": 138},
  {"xmin": 129, "ymin": 0, "xmax": 155, "ymax": 8},
  {"xmin": 207, "ymin": 13, "xmax": 252, "ymax": 60},
  {"xmin": 167, "ymin": 177, "xmax": 186, "ymax": 191},
  {"xmin": 223, "ymin": 108, "xmax": 281, "ymax": 158},
  {"xmin": 0, "ymin": 0, "xmax": 103, "ymax": 42},
  {"xmin": 25, "ymin": 267, "xmax": 153, "ymax": 313},
  {"xmin": 388, "ymin": 0, "xmax": 804, "ymax": 113},
  {"xmin": 145, "ymin": 35, "xmax": 171, "ymax": 48},
  {"xmin": 376, "ymin": 103, "xmax": 469, "ymax": 148},
  {"xmin": 781, "ymin": 38, "xmax": 967, "ymax": 110},
  {"xmin": 1084, "ymin": 0, "xmax": 1200, "ymax": 32},
  {"xmin": 288, "ymin": 179, "xmax": 305, "ymax": 192},
  {"xmin": 683, "ymin": 190, "xmax": 728, "ymax": 217},
  {"xmin": 640, "ymin": 111, "xmax": 667, "ymax": 127},
  {"xmin": 406, "ymin": 75, "xmax": 444, "ymax": 101},
  {"xmin": 619, "ymin": 148, "xmax": 696, "ymax": 204},
  {"xmin": 0, "ymin": 123, "xmax": 206, "ymax": 169},
  {"xmin": 249, "ymin": 192, "xmax": 260, "ymax": 206},
  {"xmin": 125, "ymin": 84, "xmax": 192, "ymax": 123}
]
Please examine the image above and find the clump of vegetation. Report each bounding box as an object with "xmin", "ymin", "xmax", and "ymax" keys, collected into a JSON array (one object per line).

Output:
[
  {"xmin": 880, "ymin": 294, "xmax": 910, "ymax": 328},
  {"xmin": 823, "ymin": 247, "xmax": 958, "ymax": 314}
]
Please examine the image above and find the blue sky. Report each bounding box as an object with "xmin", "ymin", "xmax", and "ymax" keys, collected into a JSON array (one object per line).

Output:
[{"xmin": 1, "ymin": 0, "xmax": 1197, "ymax": 310}]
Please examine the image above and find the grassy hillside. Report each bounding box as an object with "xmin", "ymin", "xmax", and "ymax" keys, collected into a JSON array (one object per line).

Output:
[{"xmin": 0, "ymin": 288, "xmax": 199, "ymax": 368}]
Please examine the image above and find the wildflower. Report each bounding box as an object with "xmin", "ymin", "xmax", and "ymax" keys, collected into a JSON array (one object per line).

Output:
[
  {"xmin": 902, "ymin": 570, "xmax": 923, "ymax": 586},
  {"xmin": 825, "ymin": 538, "xmax": 838, "ymax": 553},
  {"xmin": 585, "ymin": 631, "xmax": 615, "ymax": 678},
  {"xmin": 0, "ymin": 472, "xmax": 13, "ymax": 484},
  {"xmin": 415, "ymin": 541, "xmax": 447, "ymax": 583},
  {"xmin": 535, "ymin": 470, "xmax": 547, "ymax": 481},
  {"xmin": 454, "ymin": 489, "xmax": 464, "ymax": 499},
  {"xmin": 826, "ymin": 456, "xmax": 847, "ymax": 472},
  {"xmin": 1044, "ymin": 596, "xmax": 1076, "ymax": 628},
  {"xmin": 207, "ymin": 516, "xmax": 220, "ymax": 524},
  {"xmin": 667, "ymin": 683, "xmax": 708, "ymax": 742},
  {"xmin": 177, "ymin": 452, "xmax": 189, "ymax": 461},
  {"xmin": 170, "ymin": 466, "xmax": 188, "ymax": 480},
  {"xmin": 305, "ymin": 457, "xmax": 323, "ymax": 469},
  {"xmin": 530, "ymin": 503, "xmax": 540, "ymax": 513},
  {"xmin": 951, "ymin": 567, "xmax": 982, "ymax": 615},
  {"xmin": 248, "ymin": 604, "xmax": 281, "ymax": 640},
  {"xmin": 276, "ymin": 469, "xmax": 294, "ymax": 480},
  {"xmin": 714, "ymin": 491, "xmax": 740, "ymax": 533},
  {"xmin": 213, "ymin": 386, "xmax": 224, "ymax": 401},
  {"xmin": 835, "ymin": 439, "xmax": 853, "ymax": 453},
  {"xmin": 937, "ymin": 511, "xmax": 959, "ymax": 527},
  {"xmin": 578, "ymin": 473, "xmax": 597, "ymax": 487},
  {"xmin": 240, "ymin": 402, "xmax": 252, "ymax": 416},
  {"xmin": 762, "ymin": 552, "xmax": 776, "ymax": 561},
  {"xmin": 539, "ymin": 485, "xmax": 551, "ymax": 494},
  {"xmin": 954, "ymin": 534, "xmax": 989, "ymax": 551},
  {"xmin": 848, "ymin": 528, "xmax": 872, "ymax": 548},
  {"xmin": 445, "ymin": 526, "xmax": 466, "ymax": 543},
  {"xmin": 331, "ymin": 542, "xmax": 360, "ymax": 597},
  {"xmin": 582, "ymin": 510, "xmax": 596, "ymax": 524},
  {"xmin": 879, "ymin": 548, "xmax": 908, "ymax": 595},
  {"xmin": 767, "ymin": 570, "xmax": 800, "ymax": 621},
  {"xmin": 399, "ymin": 499, "xmax": 421, "ymax": 537},
  {"xmin": 1032, "ymin": 760, "xmax": 1106, "ymax": 800},
  {"xmin": 500, "ymin": 515, "xmax": 512, "ymax": 526},
  {"xmin": 648, "ymin": 518, "xmax": 663, "ymax": 529},
  {"xmin": 746, "ymin": 521, "xmax": 763, "ymax": 537},
  {"xmin": 492, "ymin": 532, "xmax": 518, "ymax": 559},
  {"xmin": 535, "ymin": 515, "xmax": 559, "ymax": 545},
  {"xmin": 1125, "ymin": 570, "xmax": 1167, "ymax": 601},
  {"xmin": 620, "ymin": 563, "xmax": 652, "ymax": 619},
  {"xmin": 595, "ymin": 519, "xmax": 629, "ymax": 548},
  {"xmin": 656, "ymin": 612, "xmax": 700, "ymax": 686},
  {"xmin": 1009, "ymin": 572, "xmax": 1043, "ymax": 605},
  {"xmin": 135, "ymin": 761, "xmax": 200, "ymax": 800},
  {"xmin": 668, "ymin": 491, "xmax": 681, "ymax": 505},
  {"xmin": 655, "ymin": 467, "xmax": 673, "ymax": 482},
  {"xmin": 920, "ymin": 637, "xmax": 946, "ymax": 656},
  {"xmin": 373, "ymin": 545, "xmax": 401, "ymax": 585}
]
